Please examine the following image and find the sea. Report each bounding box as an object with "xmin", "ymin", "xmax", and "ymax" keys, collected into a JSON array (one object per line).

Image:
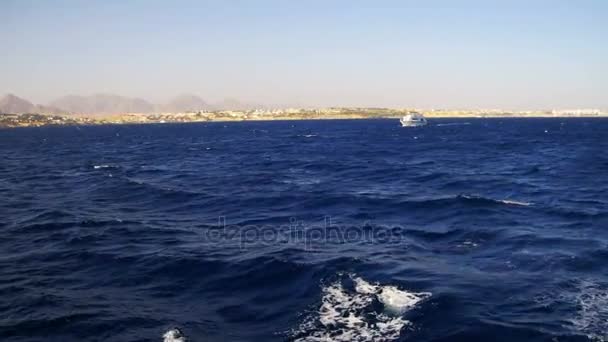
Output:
[{"xmin": 1, "ymin": 118, "xmax": 607, "ymax": 342}]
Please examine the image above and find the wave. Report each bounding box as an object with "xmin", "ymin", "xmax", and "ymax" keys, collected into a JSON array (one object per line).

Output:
[
  {"xmin": 292, "ymin": 193, "xmax": 533, "ymax": 215},
  {"xmin": 546, "ymin": 206, "xmax": 608, "ymax": 220},
  {"xmin": 117, "ymin": 177, "xmax": 209, "ymax": 204},
  {"xmin": 292, "ymin": 274, "xmax": 431, "ymax": 342},
  {"xmin": 493, "ymin": 199, "xmax": 531, "ymax": 206},
  {"xmin": 17, "ymin": 209, "xmax": 75, "ymax": 225},
  {"xmin": 457, "ymin": 194, "xmax": 532, "ymax": 207},
  {"xmin": 396, "ymin": 194, "xmax": 532, "ymax": 209}
]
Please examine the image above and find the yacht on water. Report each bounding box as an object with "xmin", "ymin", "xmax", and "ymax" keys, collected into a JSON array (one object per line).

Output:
[{"xmin": 400, "ymin": 112, "xmax": 428, "ymax": 127}]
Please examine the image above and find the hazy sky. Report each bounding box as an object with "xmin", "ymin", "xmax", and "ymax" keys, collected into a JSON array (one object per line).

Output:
[{"xmin": 2, "ymin": 0, "xmax": 607, "ymax": 109}]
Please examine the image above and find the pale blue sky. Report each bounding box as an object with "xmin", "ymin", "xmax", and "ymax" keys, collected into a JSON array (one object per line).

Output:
[{"xmin": 2, "ymin": 0, "xmax": 607, "ymax": 109}]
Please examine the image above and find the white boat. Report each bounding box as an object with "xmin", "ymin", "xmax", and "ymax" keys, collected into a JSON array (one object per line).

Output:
[{"xmin": 400, "ymin": 112, "xmax": 427, "ymax": 127}]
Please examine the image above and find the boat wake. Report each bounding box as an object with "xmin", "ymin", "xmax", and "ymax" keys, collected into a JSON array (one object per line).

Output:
[
  {"xmin": 292, "ymin": 274, "xmax": 431, "ymax": 342},
  {"xmin": 435, "ymin": 122, "xmax": 471, "ymax": 127}
]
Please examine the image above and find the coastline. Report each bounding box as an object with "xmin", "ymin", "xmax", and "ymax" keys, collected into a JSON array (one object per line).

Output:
[{"xmin": 1, "ymin": 110, "xmax": 607, "ymax": 129}]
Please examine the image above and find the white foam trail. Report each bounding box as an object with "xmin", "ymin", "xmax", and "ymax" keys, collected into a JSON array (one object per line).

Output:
[
  {"xmin": 294, "ymin": 275, "xmax": 431, "ymax": 342},
  {"xmin": 163, "ymin": 328, "xmax": 187, "ymax": 342}
]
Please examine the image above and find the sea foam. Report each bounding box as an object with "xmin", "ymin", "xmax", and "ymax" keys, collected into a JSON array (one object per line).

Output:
[
  {"xmin": 571, "ymin": 280, "xmax": 608, "ymax": 341},
  {"xmin": 293, "ymin": 275, "xmax": 431, "ymax": 342},
  {"xmin": 163, "ymin": 328, "xmax": 187, "ymax": 342}
]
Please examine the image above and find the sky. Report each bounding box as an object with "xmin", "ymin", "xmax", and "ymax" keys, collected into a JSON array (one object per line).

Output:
[{"xmin": 1, "ymin": 0, "xmax": 607, "ymax": 109}]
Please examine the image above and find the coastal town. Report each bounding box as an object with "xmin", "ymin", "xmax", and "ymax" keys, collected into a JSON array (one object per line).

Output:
[
  {"xmin": 1, "ymin": 107, "xmax": 606, "ymax": 128},
  {"xmin": 1, "ymin": 93, "xmax": 605, "ymax": 128}
]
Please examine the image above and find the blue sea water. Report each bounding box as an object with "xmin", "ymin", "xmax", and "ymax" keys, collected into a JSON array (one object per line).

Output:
[{"xmin": 1, "ymin": 118, "xmax": 607, "ymax": 342}]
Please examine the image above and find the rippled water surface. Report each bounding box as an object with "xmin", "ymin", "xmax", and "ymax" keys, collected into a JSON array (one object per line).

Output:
[{"xmin": 1, "ymin": 118, "xmax": 607, "ymax": 341}]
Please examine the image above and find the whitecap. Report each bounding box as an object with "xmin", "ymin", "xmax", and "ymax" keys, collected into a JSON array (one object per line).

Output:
[
  {"xmin": 377, "ymin": 285, "xmax": 432, "ymax": 314},
  {"xmin": 93, "ymin": 164, "xmax": 121, "ymax": 170},
  {"xmin": 281, "ymin": 177, "xmax": 322, "ymax": 186},
  {"xmin": 498, "ymin": 199, "xmax": 532, "ymax": 206},
  {"xmin": 293, "ymin": 274, "xmax": 431, "ymax": 342},
  {"xmin": 456, "ymin": 240, "xmax": 479, "ymax": 248},
  {"xmin": 459, "ymin": 194, "xmax": 531, "ymax": 206},
  {"xmin": 353, "ymin": 276, "xmax": 379, "ymax": 294}
]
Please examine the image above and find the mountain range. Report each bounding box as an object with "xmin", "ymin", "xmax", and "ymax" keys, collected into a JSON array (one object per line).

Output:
[
  {"xmin": 0, "ymin": 93, "xmax": 262, "ymax": 115},
  {"xmin": 0, "ymin": 94, "xmax": 64, "ymax": 115}
]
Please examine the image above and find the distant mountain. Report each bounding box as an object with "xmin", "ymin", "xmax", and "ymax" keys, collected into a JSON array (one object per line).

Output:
[
  {"xmin": 0, "ymin": 94, "xmax": 32, "ymax": 114},
  {"xmin": 215, "ymin": 98, "xmax": 264, "ymax": 110},
  {"xmin": 50, "ymin": 94, "xmax": 155, "ymax": 114},
  {"xmin": 0, "ymin": 94, "xmax": 64, "ymax": 115},
  {"xmin": 160, "ymin": 94, "xmax": 213, "ymax": 112}
]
